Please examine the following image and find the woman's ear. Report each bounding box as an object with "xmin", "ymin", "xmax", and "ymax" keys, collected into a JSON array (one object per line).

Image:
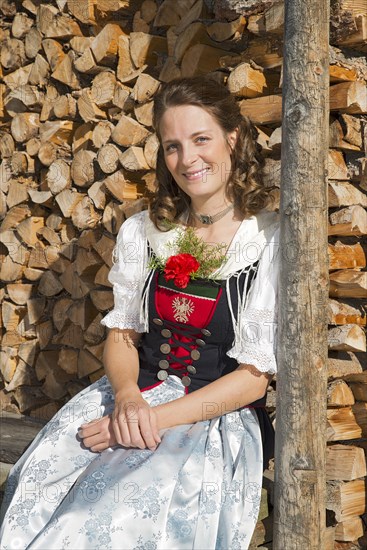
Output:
[{"xmin": 227, "ymin": 127, "xmax": 239, "ymax": 151}]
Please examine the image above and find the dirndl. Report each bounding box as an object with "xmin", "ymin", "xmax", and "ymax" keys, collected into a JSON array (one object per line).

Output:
[{"xmin": 0, "ymin": 373, "xmax": 265, "ymax": 550}]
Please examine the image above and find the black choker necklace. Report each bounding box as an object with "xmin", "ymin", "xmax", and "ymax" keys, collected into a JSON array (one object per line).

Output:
[{"xmin": 191, "ymin": 204, "xmax": 234, "ymax": 225}]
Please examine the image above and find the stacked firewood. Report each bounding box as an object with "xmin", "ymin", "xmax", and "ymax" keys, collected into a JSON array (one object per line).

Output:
[{"xmin": 0, "ymin": 0, "xmax": 366, "ymax": 546}]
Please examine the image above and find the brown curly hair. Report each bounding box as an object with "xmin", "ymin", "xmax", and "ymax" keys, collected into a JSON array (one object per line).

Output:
[{"xmin": 149, "ymin": 76, "xmax": 274, "ymax": 231}]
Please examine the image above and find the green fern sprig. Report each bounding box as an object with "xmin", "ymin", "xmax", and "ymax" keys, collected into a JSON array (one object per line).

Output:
[{"xmin": 149, "ymin": 226, "xmax": 227, "ymax": 279}]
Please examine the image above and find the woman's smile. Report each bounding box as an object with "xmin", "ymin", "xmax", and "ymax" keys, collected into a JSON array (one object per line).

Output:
[{"xmin": 159, "ymin": 104, "xmax": 237, "ymax": 205}]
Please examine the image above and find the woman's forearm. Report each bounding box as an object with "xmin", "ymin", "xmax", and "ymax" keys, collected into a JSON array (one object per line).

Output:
[
  {"xmin": 155, "ymin": 365, "xmax": 273, "ymax": 429},
  {"xmin": 103, "ymin": 328, "xmax": 142, "ymax": 398}
]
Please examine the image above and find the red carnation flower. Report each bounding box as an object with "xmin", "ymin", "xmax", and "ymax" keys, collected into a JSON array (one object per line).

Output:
[{"xmin": 164, "ymin": 253, "xmax": 200, "ymax": 288}]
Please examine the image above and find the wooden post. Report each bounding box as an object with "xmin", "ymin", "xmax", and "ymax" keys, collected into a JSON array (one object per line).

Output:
[{"xmin": 273, "ymin": 1, "xmax": 330, "ymax": 549}]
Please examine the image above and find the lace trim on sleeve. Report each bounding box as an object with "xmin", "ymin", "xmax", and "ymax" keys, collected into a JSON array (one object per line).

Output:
[
  {"xmin": 100, "ymin": 311, "xmax": 145, "ymax": 332},
  {"xmin": 241, "ymin": 307, "xmax": 276, "ymax": 323},
  {"xmin": 227, "ymin": 346, "xmax": 277, "ymax": 375}
]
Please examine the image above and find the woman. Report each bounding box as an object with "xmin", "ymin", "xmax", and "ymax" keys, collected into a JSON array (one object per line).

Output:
[{"xmin": 0, "ymin": 76, "xmax": 280, "ymax": 549}]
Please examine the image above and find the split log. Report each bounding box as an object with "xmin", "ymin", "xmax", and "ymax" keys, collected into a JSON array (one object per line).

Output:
[
  {"xmin": 328, "ymin": 242, "xmax": 366, "ymax": 270},
  {"xmin": 328, "ymin": 298, "xmax": 366, "ymax": 326},
  {"xmin": 88, "ymin": 181, "xmax": 107, "ymax": 210},
  {"xmin": 73, "ymin": 48, "xmax": 100, "ymax": 75},
  {"xmin": 36, "ymin": 5, "xmax": 82, "ymax": 39},
  {"xmin": 93, "ymin": 234, "xmax": 115, "ymax": 268},
  {"xmin": 0, "ymin": 131, "xmax": 15, "ymax": 159},
  {"xmin": 334, "ymin": 516, "xmax": 365, "ymax": 544},
  {"xmin": 329, "ymin": 270, "xmax": 367, "ymax": 298},
  {"xmin": 207, "ymin": 15, "xmax": 246, "ymax": 42},
  {"xmin": 349, "ymin": 381, "xmax": 367, "ymax": 402},
  {"xmin": 239, "ymin": 94, "xmax": 282, "ymax": 125},
  {"xmin": 111, "ymin": 115, "xmax": 150, "ymax": 147},
  {"xmin": 129, "ymin": 32, "xmax": 167, "ymax": 68},
  {"xmin": 1, "ymin": 38, "xmax": 26, "ymax": 71},
  {"xmin": 46, "ymin": 159, "xmax": 71, "ymax": 194},
  {"xmin": 328, "ymin": 150, "xmax": 349, "ymax": 180},
  {"xmin": 89, "ymin": 288, "xmax": 114, "ymax": 311},
  {"xmin": 141, "ymin": 0, "xmax": 157, "ymax": 24},
  {"xmin": 38, "ymin": 271, "xmax": 63, "ymax": 297},
  {"xmin": 119, "ymin": 146, "xmax": 149, "ymax": 171},
  {"xmin": 329, "ymin": 118, "xmax": 361, "ymax": 151},
  {"xmin": 38, "ymin": 142, "xmax": 56, "ymax": 167},
  {"xmin": 327, "ymin": 379, "xmax": 355, "ymax": 406},
  {"xmin": 113, "ymin": 82, "xmax": 133, "ymax": 112},
  {"xmin": 10, "ymin": 113, "xmax": 40, "ymax": 143},
  {"xmin": 153, "ymin": 0, "xmax": 196, "ymax": 27},
  {"xmin": 97, "ymin": 144, "xmax": 121, "ymax": 174},
  {"xmin": 181, "ymin": 44, "xmax": 235, "ymax": 77},
  {"xmin": 6, "ymin": 181, "xmax": 29, "ymax": 209},
  {"xmin": 90, "ymin": 24, "xmax": 125, "ymax": 66},
  {"xmin": 144, "ymin": 133, "xmax": 159, "ymax": 169},
  {"xmin": 78, "ymin": 349, "xmax": 102, "ymax": 378},
  {"xmin": 227, "ymin": 62, "xmax": 266, "ymax": 98},
  {"xmin": 326, "ymin": 479, "xmax": 366, "ymax": 522},
  {"xmin": 352, "ymin": 402, "xmax": 367, "ymax": 436},
  {"xmin": 24, "ymin": 28, "xmax": 42, "ymax": 59},
  {"xmin": 58, "ymin": 348, "xmax": 78, "ymax": 376},
  {"xmin": 51, "ymin": 53, "xmax": 80, "ymax": 89},
  {"xmin": 28, "ymin": 54, "xmax": 50, "ymax": 87},
  {"xmin": 330, "ymin": 81, "xmax": 367, "ymax": 114},
  {"xmin": 327, "ymin": 353, "xmax": 363, "ymax": 380},
  {"xmin": 103, "ymin": 170, "xmax": 139, "ymax": 201},
  {"xmin": 92, "ymin": 121, "xmax": 114, "ymax": 149},
  {"xmin": 134, "ymin": 100, "xmax": 153, "ymax": 127},
  {"xmin": 77, "ymin": 89, "xmax": 107, "ymax": 123},
  {"xmin": 159, "ymin": 57, "xmax": 181, "ymax": 82},
  {"xmin": 70, "ymin": 150, "xmax": 96, "ymax": 187},
  {"xmin": 55, "ymin": 189, "xmax": 84, "ymax": 217},
  {"xmin": 328, "ymin": 205, "xmax": 367, "ymax": 236},
  {"xmin": 71, "ymin": 196, "xmax": 100, "ymax": 230},
  {"xmin": 11, "ymin": 152, "xmax": 34, "ymax": 175},
  {"xmin": 328, "ymin": 181, "xmax": 367, "ymax": 208},
  {"xmin": 66, "ymin": 0, "xmax": 96, "ymax": 25},
  {"xmin": 328, "ymin": 324, "xmax": 366, "ymax": 353},
  {"xmin": 133, "ymin": 73, "xmax": 160, "ymax": 103},
  {"xmin": 117, "ymin": 35, "xmax": 137, "ymax": 82},
  {"xmin": 53, "ymin": 94, "xmax": 77, "ymax": 119},
  {"xmin": 91, "ymin": 72, "xmax": 117, "ymax": 107},
  {"xmin": 6, "ymin": 283, "xmax": 34, "ymax": 305},
  {"xmin": 84, "ymin": 313, "xmax": 106, "ymax": 345},
  {"xmin": 39, "ymin": 120, "xmax": 76, "ymax": 147},
  {"xmin": 42, "ymin": 39, "xmax": 65, "ymax": 72},
  {"xmin": 327, "ymin": 407, "xmax": 362, "ymax": 441}
]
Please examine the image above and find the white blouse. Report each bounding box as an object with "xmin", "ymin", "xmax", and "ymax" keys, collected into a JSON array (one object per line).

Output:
[{"xmin": 100, "ymin": 209, "xmax": 280, "ymax": 375}]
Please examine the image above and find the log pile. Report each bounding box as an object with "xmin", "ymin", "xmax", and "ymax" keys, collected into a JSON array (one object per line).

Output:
[{"xmin": 0, "ymin": 0, "xmax": 366, "ymax": 547}]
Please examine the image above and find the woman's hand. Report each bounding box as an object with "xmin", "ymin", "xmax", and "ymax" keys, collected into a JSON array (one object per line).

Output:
[
  {"xmin": 112, "ymin": 391, "xmax": 161, "ymax": 451},
  {"xmin": 79, "ymin": 391, "xmax": 161, "ymax": 453}
]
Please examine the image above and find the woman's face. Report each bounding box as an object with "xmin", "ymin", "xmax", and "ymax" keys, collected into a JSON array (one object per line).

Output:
[{"xmin": 159, "ymin": 105, "xmax": 237, "ymax": 205}]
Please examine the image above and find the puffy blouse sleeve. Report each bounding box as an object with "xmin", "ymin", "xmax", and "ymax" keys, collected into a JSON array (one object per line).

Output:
[
  {"xmin": 100, "ymin": 211, "xmax": 148, "ymax": 333},
  {"xmin": 226, "ymin": 223, "xmax": 280, "ymax": 375}
]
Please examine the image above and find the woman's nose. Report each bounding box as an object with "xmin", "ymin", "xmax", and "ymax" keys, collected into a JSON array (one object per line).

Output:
[{"xmin": 180, "ymin": 144, "xmax": 198, "ymax": 167}]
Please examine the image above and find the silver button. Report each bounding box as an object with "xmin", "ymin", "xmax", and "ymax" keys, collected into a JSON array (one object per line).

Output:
[
  {"xmin": 160, "ymin": 343, "xmax": 171, "ymax": 354},
  {"xmin": 157, "ymin": 370, "xmax": 168, "ymax": 380},
  {"xmin": 161, "ymin": 329, "xmax": 172, "ymax": 338},
  {"xmin": 181, "ymin": 376, "xmax": 191, "ymax": 387},
  {"xmin": 191, "ymin": 349, "xmax": 200, "ymax": 360},
  {"xmin": 153, "ymin": 318, "xmax": 163, "ymax": 326},
  {"xmin": 196, "ymin": 339, "xmax": 205, "ymax": 347},
  {"xmin": 159, "ymin": 359, "xmax": 169, "ymax": 369},
  {"xmin": 187, "ymin": 365, "xmax": 196, "ymax": 375},
  {"xmin": 201, "ymin": 329, "xmax": 211, "ymax": 336}
]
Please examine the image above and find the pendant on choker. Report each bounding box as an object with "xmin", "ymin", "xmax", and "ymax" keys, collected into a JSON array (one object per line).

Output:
[{"xmin": 192, "ymin": 204, "xmax": 234, "ymax": 225}]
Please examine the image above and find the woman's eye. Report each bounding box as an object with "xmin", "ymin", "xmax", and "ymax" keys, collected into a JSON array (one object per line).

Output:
[
  {"xmin": 196, "ymin": 136, "xmax": 209, "ymax": 143},
  {"xmin": 165, "ymin": 143, "xmax": 178, "ymax": 152}
]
